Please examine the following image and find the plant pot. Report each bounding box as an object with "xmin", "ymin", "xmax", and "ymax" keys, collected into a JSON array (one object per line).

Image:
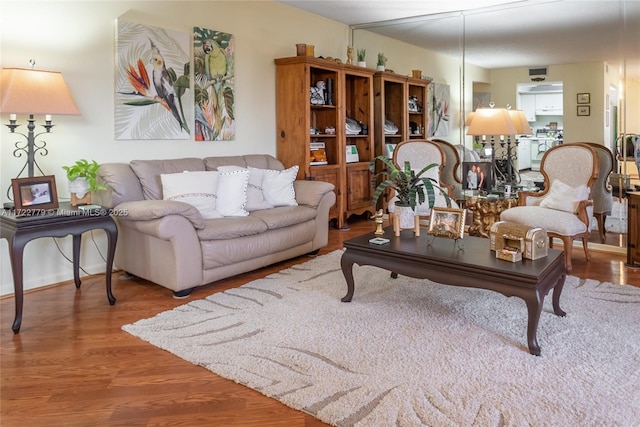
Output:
[
  {"xmin": 376, "ymin": 65, "xmax": 385, "ymax": 71},
  {"xmin": 68, "ymin": 177, "xmax": 91, "ymax": 206},
  {"xmin": 357, "ymin": 61, "xmax": 366, "ymax": 67},
  {"xmin": 393, "ymin": 205, "xmax": 420, "ymax": 236}
]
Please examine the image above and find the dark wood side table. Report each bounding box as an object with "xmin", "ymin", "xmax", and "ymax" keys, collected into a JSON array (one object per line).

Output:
[{"xmin": 0, "ymin": 202, "xmax": 118, "ymax": 333}]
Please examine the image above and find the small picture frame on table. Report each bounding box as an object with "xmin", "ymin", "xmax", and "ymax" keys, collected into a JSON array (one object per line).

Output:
[
  {"xmin": 577, "ymin": 105, "xmax": 590, "ymax": 116},
  {"xmin": 577, "ymin": 93, "xmax": 590, "ymax": 104},
  {"xmin": 428, "ymin": 207, "xmax": 466, "ymax": 239},
  {"xmin": 11, "ymin": 175, "xmax": 59, "ymax": 212}
]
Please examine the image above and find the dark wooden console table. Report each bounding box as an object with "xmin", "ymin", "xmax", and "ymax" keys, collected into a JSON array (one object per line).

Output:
[
  {"xmin": 0, "ymin": 203, "xmax": 118, "ymax": 333},
  {"xmin": 341, "ymin": 228, "xmax": 566, "ymax": 355}
]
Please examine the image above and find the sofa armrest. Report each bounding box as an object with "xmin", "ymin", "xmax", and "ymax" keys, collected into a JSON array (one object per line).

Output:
[
  {"xmin": 116, "ymin": 200, "xmax": 205, "ymax": 229},
  {"xmin": 293, "ymin": 180, "xmax": 335, "ymax": 208}
]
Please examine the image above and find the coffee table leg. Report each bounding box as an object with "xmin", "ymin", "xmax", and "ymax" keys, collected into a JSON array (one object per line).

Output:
[
  {"xmin": 340, "ymin": 251, "xmax": 355, "ymax": 302},
  {"xmin": 552, "ymin": 274, "xmax": 567, "ymax": 317},
  {"xmin": 525, "ymin": 292, "xmax": 543, "ymax": 356}
]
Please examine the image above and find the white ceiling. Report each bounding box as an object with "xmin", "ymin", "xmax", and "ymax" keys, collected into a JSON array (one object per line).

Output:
[{"xmin": 280, "ymin": 0, "xmax": 640, "ymax": 74}]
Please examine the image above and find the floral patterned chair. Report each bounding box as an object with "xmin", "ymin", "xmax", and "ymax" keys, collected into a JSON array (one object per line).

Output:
[{"xmin": 500, "ymin": 143, "xmax": 599, "ymax": 273}]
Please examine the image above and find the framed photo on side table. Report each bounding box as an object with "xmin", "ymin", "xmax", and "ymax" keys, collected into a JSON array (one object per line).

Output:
[
  {"xmin": 11, "ymin": 175, "xmax": 59, "ymax": 211},
  {"xmin": 428, "ymin": 207, "xmax": 466, "ymax": 239}
]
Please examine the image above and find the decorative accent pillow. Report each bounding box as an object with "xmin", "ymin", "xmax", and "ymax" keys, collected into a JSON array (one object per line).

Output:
[
  {"xmin": 216, "ymin": 168, "xmax": 250, "ymax": 216},
  {"xmin": 160, "ymin": 171, "xmax": 222, "ymax": 219},
  {"xmin": 539, "ymin": 179, "xmax": 590, "ymax": 213},
  {"xmin": 217, "ymin": 166, "xmax": 273, "ymax": 211},
  {"xmin": 252, "ymin": 165, "xmax": 299, "ymax": 207}
]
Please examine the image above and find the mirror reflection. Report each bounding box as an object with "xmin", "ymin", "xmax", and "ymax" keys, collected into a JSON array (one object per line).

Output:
[{"xmin": 352, "ymin": 1, "xmax": 639, "ymax": 249}]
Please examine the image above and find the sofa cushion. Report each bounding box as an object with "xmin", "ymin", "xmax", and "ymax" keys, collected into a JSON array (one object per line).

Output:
[
  {"xmin": 196, "ymin": 216, "xmax": 268, "ymax": 240},
  {"xmin": 204, "ymin": 154, "xmax": 285, "ymax": 172},
  {"xmin": 160, "ymin": 171, "xmax": 222, "ymax": 219},
  {"xmin": 201, "ymin": 221, "xmax": 316, "ymax": 270},
  {"xmin": 130, "ymin": 158, "xmax": 205, "ymax": 200},
  {"xmin": 216, "ymin": 168, "xmax": 250, "ymax": 217},
  {"xmin": 256, "ymin": 165, "xmax": 299, "ymax": 207},
  {"xmin": 251, "ymin": 205, "xmax": 317, "ymax": 230},
  {"xmin": 217, "ymin": 165, "xmax": 273, "ymax": 211}
]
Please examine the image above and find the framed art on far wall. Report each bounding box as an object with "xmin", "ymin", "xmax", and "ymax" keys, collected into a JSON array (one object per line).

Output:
[
  {"xmin": 577, "ymin": 93, "xmax": 590, "ymax": 104},
  {"xmin": 577, "ymin": 105, "xmax": 590, "ymax": 116},
  {"xmin": 11, "ymin": 175, "xmax": 59, "ymax": 211}
]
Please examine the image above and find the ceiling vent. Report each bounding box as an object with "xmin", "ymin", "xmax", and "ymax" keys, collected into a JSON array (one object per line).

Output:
[
  {"xmin": 529, "ymin": 67, "xmax": 547, "ymax": 82},
  {"xmin": 529, "ymin": 67, "xmax": 548, "ymax": 76}
]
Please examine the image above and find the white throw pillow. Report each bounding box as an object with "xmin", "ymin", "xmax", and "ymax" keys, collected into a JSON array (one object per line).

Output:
[
  {"xmin": 160, "ymin": 171, "xmax": 222, "ymax": 219},
  {"xmin": 539, "ymin": 179, "xmax": 590, "ymax": 213},
  {"xmin": 252, "ymin": 165, "xmax": 299, "ymax": 207},
  {"xmin": 216, "ymin": 169, "xmax": 250, "ymax": 216},
  {"xmin": 217, "ymin": 166, "xmax": 274, "ymax": 211}
]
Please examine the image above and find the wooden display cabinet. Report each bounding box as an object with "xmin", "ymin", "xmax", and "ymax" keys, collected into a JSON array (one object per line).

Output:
[
  {"xmin": 275, "ymin": 57, "xmax": 375, "ymax": 229},
  {"xmin": 407, "ymin": 77, "xmax": 429, "ymax": 139},
  {"xmin": 372, "ymin": 71, "xmax": 431, "ymax": 210},
  {"xmin": 628, "ymin": 192, "xmax": 640, "ymax": 267}
]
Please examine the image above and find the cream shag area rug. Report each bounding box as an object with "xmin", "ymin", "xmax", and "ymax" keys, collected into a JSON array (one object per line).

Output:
[{"xmin": 124, "ymin": 250, "xmax": 640, "ymax": 426}]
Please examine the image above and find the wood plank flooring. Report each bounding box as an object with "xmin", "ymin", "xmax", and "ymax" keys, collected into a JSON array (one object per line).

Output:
[{"xmin": 1, "ymin": 217, "xmax": 638, "ymax": 426}]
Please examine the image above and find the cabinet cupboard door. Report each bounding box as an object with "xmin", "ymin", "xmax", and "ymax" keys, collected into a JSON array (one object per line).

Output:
[
  {"xmin": 310, "ymin": 166, "xmax": 341, "ymax": 223},
  {"xmin": 346, "ymin": 163, "xmax": 372, "ymax": 213}
]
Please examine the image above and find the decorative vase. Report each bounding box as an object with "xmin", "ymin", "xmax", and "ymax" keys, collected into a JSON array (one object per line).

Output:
[
  {"xmin": 357, "ymin": 61, "xmax": 366, "ymax": 67},
  {"xmin": 393, "ymin": 205, "xmax": 420, "ymax": 237},
  {"xmin": 68, "ymin": 177, "xmax": 91, "ymax": 206}
]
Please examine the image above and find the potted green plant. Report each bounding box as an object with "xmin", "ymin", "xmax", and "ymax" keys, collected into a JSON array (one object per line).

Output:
[
  {"xmin": 376, "ymin": 52, "xmax": 387, "ymax": 71},
  {"xmin": 357, "ymin": 48, "xmax": 366, "ymax": 67},
  {"xmin": 370, "ymin": 156, "xmax": 450, "ymax": 230},
  {"xmin": 62, "ymin": 159, "xmax": 106, "ymax": 206}
]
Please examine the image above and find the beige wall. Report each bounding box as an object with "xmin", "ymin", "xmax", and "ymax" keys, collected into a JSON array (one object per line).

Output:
[
  {"xmin": 485, "ymin": 61, "xmax": 640, "ymax": 148},
  {"xmin": 0, "ymin": 1, "xmax": 450, "ymax": 295},
  {"xmin": 0, "ymin": 0, "xmax": 351, "ymax": 294}
]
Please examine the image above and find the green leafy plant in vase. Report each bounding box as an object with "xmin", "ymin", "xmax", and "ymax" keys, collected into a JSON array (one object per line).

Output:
[
  {"xmin": 376, "ymin": 52, "xmax": 387, "ymax": 71},
  {"xmin": 357, "ymin": 48, "xmax": 366, "ymax": 66},
  {"xmin": 370, "ymin": 156, "xmax": 450, "ymax": 233},
  {"xmin": 62, "ymin": 159, "xmax": 106, "ymax": 206}
]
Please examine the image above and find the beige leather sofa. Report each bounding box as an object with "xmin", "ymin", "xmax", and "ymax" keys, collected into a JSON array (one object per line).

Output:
[{"xmin": 94, "ymin": 155, "xmax": 335, "ymax": 297}]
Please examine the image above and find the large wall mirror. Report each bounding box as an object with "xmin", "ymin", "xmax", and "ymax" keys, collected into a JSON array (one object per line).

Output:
[{"xmin": 352, "ymin": 1, "xmax": 639, "ymax": 251}]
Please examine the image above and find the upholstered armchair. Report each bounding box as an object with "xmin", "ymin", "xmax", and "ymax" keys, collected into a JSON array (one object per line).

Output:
[
  {"xmin": 500, "ymin": 143, "xmax": 599, "ymax": 273},
  {"xmin": 387, "ymin": 139, "xmax": 456, "ymax": 220},
  {"xmin": 431, "ymin": 138, "xmax": 464, "ymax": 203},
  {"xmin": 580, "ymin": 142, "xmax": 613, "ymax": 242}
]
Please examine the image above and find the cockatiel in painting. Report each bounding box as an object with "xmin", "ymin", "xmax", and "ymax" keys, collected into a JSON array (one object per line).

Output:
[{"xmin": 149, "ymin": 39, "xmax": 184, "ymax": 130}]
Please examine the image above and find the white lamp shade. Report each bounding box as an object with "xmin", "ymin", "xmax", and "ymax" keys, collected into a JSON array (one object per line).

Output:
[
  {"xmin": 508, "ymin": 109, "xmax": 533, "ymax": 135},
  {"xmin": 0, "ymin": 68, "xmax": 80, "ymax": 115},
  {"xmin": 466, "ymin": 108, "xmax": 517, "ymax": 137}
]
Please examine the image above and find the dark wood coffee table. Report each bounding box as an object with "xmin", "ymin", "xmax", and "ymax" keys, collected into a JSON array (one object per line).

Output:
[{"xmin": 341, "ymin": 227, "xmax": 566, "ymax": 355}]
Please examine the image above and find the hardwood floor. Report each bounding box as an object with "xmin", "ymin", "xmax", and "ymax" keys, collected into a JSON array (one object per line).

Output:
[{"xmin": 1, "ymin": 217, "xmax": 638, "ymax": 426}]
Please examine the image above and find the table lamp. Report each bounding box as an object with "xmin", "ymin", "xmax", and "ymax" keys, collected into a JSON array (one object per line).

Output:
[{"xmin": 0, "ymin": 64, "xmax": 80, "ymax": 207}]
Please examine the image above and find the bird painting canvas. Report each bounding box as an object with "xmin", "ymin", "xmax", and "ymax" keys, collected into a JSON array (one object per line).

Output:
[
  {"xmin": 193, "ymin": 27, "xmax": 235, "ymax": 141},
  {"xmin": 428, "ymin": 82, "xmax": 450, "ymax": 137},
  {"xmin": 115, "ymin": 20, "xmax": 191, "ymax": 140}
]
